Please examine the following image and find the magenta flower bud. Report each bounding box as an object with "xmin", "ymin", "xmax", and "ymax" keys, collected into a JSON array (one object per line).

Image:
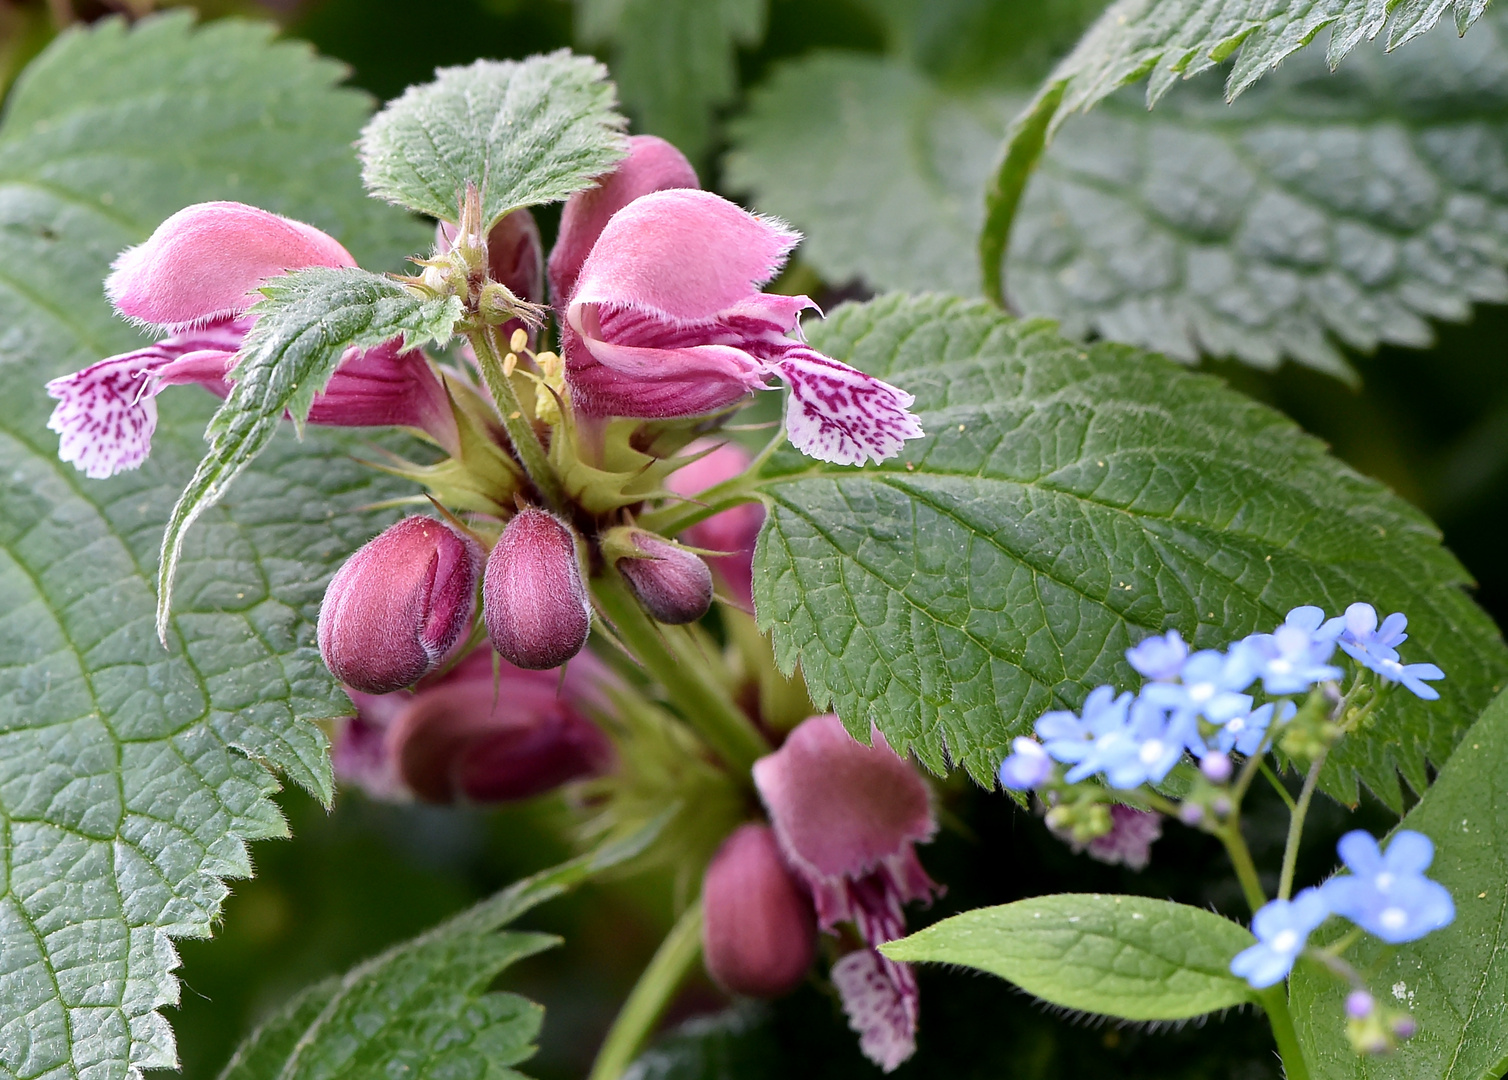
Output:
[
  {"xmin": 610, "ymin": 530, "xmax": 713, "ymax": 625},
  {"xmin": 753, "ymin": 714, "xmax": 939, "ymax": 1071},
  {"xmin": 1391, "ymin": 1013, "xmax": 1418, "ymax": 1040},
  {"xmin": 702, "ymin": 823, "xmax": 818, "ymax": 998},
  {"xmin": 484, "ymin": 508, "xmax": 592, "ymax": 670},
  {"xmin": 549, "ymin": 134, "xmax": 699, "ymax": 305},
  {"xmin": 1200, "ymin": 751, "xmax": 1233, "ymax": 784},
  {"xmin": 318, "ymin": 516, "xmax": 481, "ymax": 695},
  {"xmin": 387, "ymin": 652, "xmax": 613, "ymax": 804},
  {"xmin": 666, "ymin": 440, "xmax": 764, "ymax": 608},
  {"xmin": 561, "ymin": 189, "xmax": 924, "ymax": 466}
]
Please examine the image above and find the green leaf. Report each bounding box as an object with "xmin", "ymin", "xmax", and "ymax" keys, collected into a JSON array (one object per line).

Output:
[
  {"xmin": 358, "ymin": 50, "xmax": 629, "ymax": 227},
  {"xmin": 1290, "ymin": 688, "xmax": 1508, "ymax": 1079},
  {"xmin": 0, "ymin": 13, "xmax": 426, "ymax": 1079},
  {"xmin": 155, "ymin": 267, "xmax": 461, "ymax": 639},
  {"xmin": 1008, "ymin": 10, "xmax": 1508, "ymax": 378},
  {"xmin": 752, "ymin": 294, "xmax": 1507, "ymax": 799},
  {"xmin": 725, "ymin": 54, "xmax": 1015, "ymax": 296},
  {"xmin": 216, "ymin": 822, "xmax": 668, "ymax": 1080},
  {"xmin": 882, "ymin": 894, "xmax": 1256, "ymax": 1020},
  {"xmin": 981, "ymin": 0, "xmax": 1491, "ymax": 302},
  {"xmin": 578, "ymin": 0, "xmax": 765, "ymax": 162}
]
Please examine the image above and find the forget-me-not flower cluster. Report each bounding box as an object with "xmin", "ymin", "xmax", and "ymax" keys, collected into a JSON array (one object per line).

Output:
[
  {"xmin": 1229, "ymin": 829, "xmax": 1455, "ymax": 988},
  {"xmin": 998, "ymin": 602, "xmax": 1446, "ymax": 793}
]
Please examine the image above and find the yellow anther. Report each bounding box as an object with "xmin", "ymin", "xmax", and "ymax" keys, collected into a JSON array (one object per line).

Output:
[
  {"xmin": 509, "ymin": 327, "xmax": 528, "ymax": 353},
  {"xmin": 502, "ymin": 352, "xmax": 518, "ymax": 376}
]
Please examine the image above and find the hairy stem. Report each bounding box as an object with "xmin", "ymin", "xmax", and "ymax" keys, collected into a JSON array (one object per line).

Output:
[
  {"xmin": 588, "ymin": 899, "xmax": 705, "ymax": 1080},
  {"xmin": 469, "ymin": 325, "xmax": 566, "ymax": 511},
  {"xmin": 1278, "ymin": 751, "xmax": 1329, "ymax": 901},
  {"xmin": 593, "ymin": 573, "xmax": 770, "ymax": 775},
  {"xmin": 1218, "ymin": 822, "xmax": 1268, "ymax": 915},
  {"xmin": 1256, "ymin": 985, "xmax": 1312, "ymax": 1080}
]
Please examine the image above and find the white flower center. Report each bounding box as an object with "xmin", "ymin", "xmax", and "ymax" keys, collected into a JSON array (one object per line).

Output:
[
  {"xmin": 1376, "ymin": 872, "xmax": 1395, "ymax": 892},
  {"xmin": 1227, "ymin": 717, "xmax": 1246, "ymax": 733},
  {"xmin": 1379, "ymin": 907, "xmax": 1408, "ymax": 932},
  {"xmin": 1188, "ymin": 682, "xmax": 1216, "ymax": 704},
  {"xmin": 1271, "ymin": 930, "xmax": 1299, "ymax": 953},
  {"xmin": 1139, "ymin": 740, "xmax": 1166, "ymax": 765},
  {"xmin": 1270, "ymin": 658, "xmax": 1292, "ymax": 674}
]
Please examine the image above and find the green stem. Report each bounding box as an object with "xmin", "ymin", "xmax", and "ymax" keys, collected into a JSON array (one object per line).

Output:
[
  {"xmin": 593, "ymin": 573, "xmax": 770, "ymax": 775},
  {"xmin": 588, "ymin": 899, "xmax": 704, "ymax": 1080},
  {"xmin": 1278, "ymin": 751, "xmax": 1328, "ymax": 901},
  {"xmin": 1255, "ymin": 985, "xmax": 1312, "ymax": 1080},
  {"xmin": 1259, "ymin": 761, "xmax": 1297, "ymax": 812},
  {"xmin": 469, "ymin": 326, "xmax": 566, "ymax": 511},
  {"xmin": 638, "ymin": 430, "xmax": 785, "ymax": 537},
  {"xmin": 1217, "ymin": 822, "xmax": 1268, "ymax": 915}
]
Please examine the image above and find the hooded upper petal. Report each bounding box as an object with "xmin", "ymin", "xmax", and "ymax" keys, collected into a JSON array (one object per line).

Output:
[
  {"xmin": 569, "ymin": 190, "xmax": 800, "ymax": 326},
  {"xmin": 106, "ymin": 201, "xmax": 355, "ymax": 331},
  {"xmin": 753, "ymin": 714, "xmax": 935, "ymax": 904},
  {"xmin": 548, "ymin": 135, "xmax": 699, "ymax": 305}
]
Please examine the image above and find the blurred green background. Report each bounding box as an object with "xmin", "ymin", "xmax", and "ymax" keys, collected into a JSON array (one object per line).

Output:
[{"xmin": 3, "ymin": 0, "xmax": 1502, "ymax": 1076}]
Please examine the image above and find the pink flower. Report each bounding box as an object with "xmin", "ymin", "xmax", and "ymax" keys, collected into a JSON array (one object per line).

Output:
[
  {"xmin": 554, "ymin": 173, "xmax": 923, "ymax": 465},
  {"xmin": 1053, "ymin": 804, "xmax": 1163, "ymax": 871},
  {"xmin": 334, "ymin": 649, "xmax": 613, "ymax": 804},
  {"xmin": 753, "ymin": 714, "xmax": 939, "ymax": 1072},
  {"xmin": 667, "ymin": 440, "xmax": 765, "ymax": 608},
  {"xmin": 47, "ymin": 201, "xmax": 456, "ymax": 479},
  {"xmin": 548, "ymin": 134, "xmax": 699, "ymax": 306}
]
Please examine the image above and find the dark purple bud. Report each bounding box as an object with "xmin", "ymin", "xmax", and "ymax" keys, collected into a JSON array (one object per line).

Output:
[
  {"xmin": 702, "ymin": 823, "xmax": 818, "ymax": 998},
  {"xmin": 1346, "ymin": 990, "xmax": 1375, "ymax": 1019},
  {"xmin": 609, "ymin": 529, "xmax": 713, "ymax": 625},
  {"xmin": 388, "ymin": 662, "xmax": 612, "ymax": 804},
  {"xmin": 318, "ymin": 516, "xmax": 481, "ymax": 694},
  {"xmin": 484, "ymin": 507, "xmax": 592, "ymax": 670}
]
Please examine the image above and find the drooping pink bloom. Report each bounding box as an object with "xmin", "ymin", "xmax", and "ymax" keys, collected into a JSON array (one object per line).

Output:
[
  {"xmin": 560, "ymin": 188, "xmax": 923, "ymax": 466},
  {"xmin": 701, "ymin": 823, "xmax": 817, "ymax": 998},
  {"xmin": 483, "ymin": 507, "xmax": 593, "ymax": 670},
  {"xmin": 47, "ymin": 201, "xmax": 456, "ymax": 479},
  {"xmin": 317, "ymin": 516, "xmax": 482, "ymax": 695},
  {"xmin": 332, "ymin": 649, "xmax": 613, "ymax": 804},
  {"xmin": 666, "ymin": 440, "xmax": 764, "ymax": 608},
  {"xmin": 753, "ymin": 714, "xmax": 939, "ymax": 1071}
]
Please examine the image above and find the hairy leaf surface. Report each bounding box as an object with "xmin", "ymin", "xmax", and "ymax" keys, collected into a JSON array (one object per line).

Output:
[
  {"xmin": 578, "ymin": 0, "xmax": 764, "ymax": 162},
  {"xmin": 156, "ymin": 268, "xmax": 460, "ymax": 637},
  {"xmin": 753, "ymin": 294, "xmax": 1507, "ymax": 796},
  {"xmin": 883, "ymin": 894, "xmax": 1256, "ymax": 1020},
  {"xmin": 0, "ymin": 14, "xmax": 423, "ymax": 1079},
  {"xmin": 1290, "ymin": 688, "xmax": 1508, "ymax": 1080},
  {"xmin": 725, "ymin": 54, "xmax": 1013, "ymax": 296},
  {"xmin": 982, "ymin": 0, "xmax": 1491, "ymax": 301},
  {"xmin": 1009, "ymin": 10, "xmax": 1508, "ymax": 377},
  {"xmin": 731, "ymin": 15, "xmax": 1508, "ymax": 377},
  {"xmin": 215, "ymin": 826, "xmax": 665, "ymax": 1080},
  {"xmin": 358, "ymin": 51, "xmax": 628, "ymax": 227}
]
